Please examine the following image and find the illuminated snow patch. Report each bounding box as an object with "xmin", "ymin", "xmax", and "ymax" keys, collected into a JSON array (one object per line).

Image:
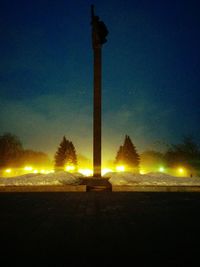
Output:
[
  {"xmin": 108, "ymin": 172, "xmax": 200, "ymax": 186},
  {"xmin": 0, "ymin": 171, "xmax": 82, "ymax": 186}
]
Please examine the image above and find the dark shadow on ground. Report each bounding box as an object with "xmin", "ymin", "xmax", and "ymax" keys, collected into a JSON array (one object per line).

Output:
[{"xmin": 0, "ymin": 192, "xmax": 199, "ymax": 266}]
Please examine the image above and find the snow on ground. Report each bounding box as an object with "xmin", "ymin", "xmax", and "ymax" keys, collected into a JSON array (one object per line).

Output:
[
  {"xmin": 108, "ymin": 172, "xmax": 200, "ymax": 186},
  {"xmin": 0, "ymin": 171, "xmax": 200, "ymax": 186},
  {"xmin": 0, "ymin": 171, "xmax": 82, "ymax": 186}
]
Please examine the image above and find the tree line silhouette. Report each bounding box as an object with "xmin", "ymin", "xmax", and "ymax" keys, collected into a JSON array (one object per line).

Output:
[
  {"xmin": 0, "ymin": 133, "xmax": 50, "ymax": 168},
  {"xmin": 0, "ymin": 132, "xmax": 199, "ymax": 176}
]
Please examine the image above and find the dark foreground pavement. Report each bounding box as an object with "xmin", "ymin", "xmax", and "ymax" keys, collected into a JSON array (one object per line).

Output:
[{"xmin": 0, "ymin": 192, "xmax": 200, "ymax": 266}]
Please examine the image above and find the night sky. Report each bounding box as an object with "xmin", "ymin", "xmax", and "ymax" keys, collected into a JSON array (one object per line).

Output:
[{"xmin": 0, "ymin": 0, "xmax": 200, "ymax": 164}]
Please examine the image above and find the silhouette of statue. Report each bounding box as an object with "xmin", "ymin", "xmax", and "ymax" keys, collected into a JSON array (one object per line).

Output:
[{"xmin": 91, "ymin": 5, "xmax": 109, "ymax": 48}]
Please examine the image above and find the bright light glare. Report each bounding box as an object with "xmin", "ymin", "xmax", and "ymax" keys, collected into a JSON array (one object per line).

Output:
[
  {"xmin": 3, "ymin": 167, "xmax": 54, "ymax": 176},
  {"xmin": 178, "ymin": 168, "xmax": 184, "ymax": 174},
  {"xmin": 102, "ymin": 168, "xmax": 113, "ymax": 176},
  {"xmin": 44, "ymin": 170, "xmax": 51, "ymax": 174},
  {"xmin": 159, "ymin": 167, "xmax": 165, "ymax": 172},
  {"xmin": 65, "ymin": 165, "xmax": 75, "ymax": 172},
  {"xmin": 78, "ymin": 168, "xmax": 93, "ymax": 176},
  {"xmin": 116, "ymin": 165, "xmax": 125, "ymax": 172},
  {"xmin": 24, "ymin": 166, "xmax": 33, "ymax": 171},
  {"xmin": 140, "ymin": 169, "xmax": 146, "ymax": 175}
]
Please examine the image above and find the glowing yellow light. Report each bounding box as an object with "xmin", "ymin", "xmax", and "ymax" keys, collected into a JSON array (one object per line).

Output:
[
  {"xmin": 33, "ymin": 170, "xmax": 38, "ymax": 174},
  {"xmin": 44, "ymin": 170, "xmax": 51, "ymax": 174},
  {"xmin": 116, "ymin": 165, "xmax": 125, "ymax": 172},
  {"xmin": 65, "ymin": 165, "xmax": 75, "ymax": 172},
  {"xmin": 24, "ymin": 166, "xmax": 33, "ymax": 171},
  {"xmin": 40, "ymin": 169, "xmax": 45, "ymax": 174},
  {"xmin": 5, "ymin": 169, "xmax": 11, "ymax": 173},
  {"xmin": 159, "ymin": 167, "xmax": 165, "ymax": 172},
  {"xmin": 178, "ymin": 168, "xmax": 184, "ymax": 174},
  {"xmin": 78, "ymin": 168, "xmax": 93, "ymax": 176},
  {"xmin": 140, "ymin": 169, "xmax": 146, "ymax": 174},
  {"xmin": 102, "ymin": 168, "xmax": 113, "ymax": 176}
]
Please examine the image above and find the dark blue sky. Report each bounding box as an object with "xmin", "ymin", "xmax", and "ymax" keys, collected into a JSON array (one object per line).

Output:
[{"xmin": 0, "ymin": 0, "xmax": 200, "ymax": 164}]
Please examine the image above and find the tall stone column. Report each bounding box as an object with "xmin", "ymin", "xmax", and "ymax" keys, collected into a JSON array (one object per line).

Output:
[
  {"xmin": 91, "ymin": 5, "xmax": 108, "ymax": 177},
  {"xmin": 93, "ymin": 45, "xmax": 102, "ymax": 177}
]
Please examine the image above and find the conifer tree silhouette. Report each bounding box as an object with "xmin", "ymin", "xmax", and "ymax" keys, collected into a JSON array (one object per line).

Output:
[
  {"xmin": 54, "ymin": 136, "xmax": 77, "ymax": 170},
  {"xmin": 115, "ymin": 135, "xmax": 140, "ymax": 172}
]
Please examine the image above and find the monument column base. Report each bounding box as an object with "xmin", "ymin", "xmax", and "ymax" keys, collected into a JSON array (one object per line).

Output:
[{"xmin": 80, "ymin": 177, "xmax": 112, "ymax": 192}]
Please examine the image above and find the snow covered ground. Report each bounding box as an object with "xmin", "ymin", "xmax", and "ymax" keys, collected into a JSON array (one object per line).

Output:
[
  {"xmin": 0, "ymin": 171, "xmax": 82, "ymax": 186},
  {"xmin": 108, "ymin": 172, "xmax": 200, "ymax": 186},
  {"xmin": 0, "ymin": 171, "xmax": 200, "ymax": 186}
]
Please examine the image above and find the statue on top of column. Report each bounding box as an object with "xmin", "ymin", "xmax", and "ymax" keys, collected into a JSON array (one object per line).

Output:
[{"xmin": 91, "ymin": 5, "xmax": 109, "ymax": 48}]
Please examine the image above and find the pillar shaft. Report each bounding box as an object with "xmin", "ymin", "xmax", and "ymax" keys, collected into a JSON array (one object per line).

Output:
[{"xmin": 93, "ymin": 46, "xmax": 102, "ymax": 177}]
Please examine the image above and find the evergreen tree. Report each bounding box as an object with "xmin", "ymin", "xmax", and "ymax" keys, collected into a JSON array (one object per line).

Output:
[
  {"xmin": 54, "ymin": 136, "xmax": 68, "ymax": 169},
  {"xmin": 65, "ymin": 141, "xmax": 77, "ymax": 167},
  {"xmin": 54, "ymin": 136, "xmax": 78, "ymax": 170},
  {"xmin": 115, "ymin": 145, "xmax": 124, "ymax": 165},
  {"xmin": 115, "ymin": 135, "xmax": 140, "ymax": 172}
]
